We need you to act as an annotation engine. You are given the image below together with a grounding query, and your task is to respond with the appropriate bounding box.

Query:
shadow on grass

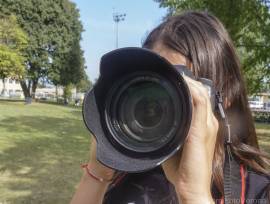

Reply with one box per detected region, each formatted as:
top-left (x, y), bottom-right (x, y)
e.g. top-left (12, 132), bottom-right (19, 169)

top-left (0, 115), bottom-right (90, 204)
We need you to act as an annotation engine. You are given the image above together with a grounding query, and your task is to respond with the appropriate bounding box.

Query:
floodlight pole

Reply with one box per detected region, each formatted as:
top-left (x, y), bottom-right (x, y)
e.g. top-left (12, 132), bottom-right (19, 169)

top-left (113, 13), bottom-right (126, 48)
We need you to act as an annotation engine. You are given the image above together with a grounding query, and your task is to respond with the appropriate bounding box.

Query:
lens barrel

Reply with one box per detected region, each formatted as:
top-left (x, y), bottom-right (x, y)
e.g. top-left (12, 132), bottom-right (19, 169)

top-left (82, 47), bottom-right (193, 172)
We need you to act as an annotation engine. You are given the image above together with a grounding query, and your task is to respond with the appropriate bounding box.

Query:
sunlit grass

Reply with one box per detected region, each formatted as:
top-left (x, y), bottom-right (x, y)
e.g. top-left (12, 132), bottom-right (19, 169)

top-left (0, 101), bottom-right (90, 204)
top-left (0, 101), bottom-right (269, 203)
top-left (256, 123), bottom-right (270, 153)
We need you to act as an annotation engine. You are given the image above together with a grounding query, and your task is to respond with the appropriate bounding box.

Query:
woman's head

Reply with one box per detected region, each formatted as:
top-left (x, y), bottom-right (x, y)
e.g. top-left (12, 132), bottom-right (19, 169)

top-left (143, 11), bottom-right (269, 194)
top-left (143, 11), bottom-right (243, 107)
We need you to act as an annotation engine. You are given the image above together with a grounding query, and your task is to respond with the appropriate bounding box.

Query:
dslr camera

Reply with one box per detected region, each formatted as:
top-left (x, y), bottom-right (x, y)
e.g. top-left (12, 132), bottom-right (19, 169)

top-left (82, 47), bottom-right (216, 172)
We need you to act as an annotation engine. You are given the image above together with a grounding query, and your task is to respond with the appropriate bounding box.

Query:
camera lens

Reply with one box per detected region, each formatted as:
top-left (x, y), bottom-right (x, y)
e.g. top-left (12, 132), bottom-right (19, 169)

top-left (118, 81), bottom-right (175, 144)
top-left (105, 72), bottom-right (182, 153)
top-left (83, 48), bottom-right (194, 172)
top-left (134, 96), bottom-right (163, 128)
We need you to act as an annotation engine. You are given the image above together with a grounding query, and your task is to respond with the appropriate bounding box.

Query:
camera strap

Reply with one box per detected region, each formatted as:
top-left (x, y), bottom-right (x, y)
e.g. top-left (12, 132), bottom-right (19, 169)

top-left (216, 92), bottom-right (244, 204)
top-left (216, 92), bottom-right (232, 203)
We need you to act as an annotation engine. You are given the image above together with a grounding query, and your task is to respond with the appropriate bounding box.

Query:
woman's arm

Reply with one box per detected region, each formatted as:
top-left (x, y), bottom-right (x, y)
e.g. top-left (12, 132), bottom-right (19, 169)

top-left (70, 172), bottom-right (110, 204)
top-left (70, 140), bottom-right (115, 204)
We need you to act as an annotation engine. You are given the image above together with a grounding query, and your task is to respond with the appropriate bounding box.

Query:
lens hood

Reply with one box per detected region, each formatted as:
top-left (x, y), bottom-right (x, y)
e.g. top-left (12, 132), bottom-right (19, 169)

top-left (82, 47), bottom-right (193, 172)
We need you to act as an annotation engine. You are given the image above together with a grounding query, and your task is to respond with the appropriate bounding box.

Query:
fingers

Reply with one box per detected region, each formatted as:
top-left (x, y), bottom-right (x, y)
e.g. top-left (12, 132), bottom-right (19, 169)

top-left (89, 138), bottom-right (97, 162)
top-left (182, 76), bottom-right (212, 135)
top-left (182, 76), bottom-right (218, 165)
top-left (183, 76), bottom-right (209, 107)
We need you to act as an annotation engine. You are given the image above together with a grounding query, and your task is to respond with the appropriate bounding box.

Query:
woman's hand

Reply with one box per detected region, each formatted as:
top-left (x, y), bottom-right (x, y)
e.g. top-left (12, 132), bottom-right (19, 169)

top-left (88, 139), bottom-right (116, 181)
top-left (162, 76), bottom-right (219, 204)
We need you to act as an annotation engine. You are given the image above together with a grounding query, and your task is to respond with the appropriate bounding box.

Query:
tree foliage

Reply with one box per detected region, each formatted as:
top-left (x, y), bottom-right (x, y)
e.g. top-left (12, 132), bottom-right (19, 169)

top-left (155, 0), bottom-right (270, 94)
top-left (0, 15), bottom-right (27, 81)
top-left (0, 0), bottom-right (86, 98)
top-left (76, 74), bottom-right (93, 93)
top-left (63, 83), bottom-right (73, 102)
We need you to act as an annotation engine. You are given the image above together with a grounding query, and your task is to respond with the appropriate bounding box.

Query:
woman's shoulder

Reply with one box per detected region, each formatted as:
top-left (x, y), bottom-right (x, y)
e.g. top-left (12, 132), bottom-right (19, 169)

top-left (229, 156), bottom-right (270, 202)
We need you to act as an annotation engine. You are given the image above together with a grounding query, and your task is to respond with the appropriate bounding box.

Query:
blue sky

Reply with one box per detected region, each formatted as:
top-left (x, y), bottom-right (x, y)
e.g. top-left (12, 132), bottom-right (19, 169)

top-left (72, 0), bottom-right (167, 81)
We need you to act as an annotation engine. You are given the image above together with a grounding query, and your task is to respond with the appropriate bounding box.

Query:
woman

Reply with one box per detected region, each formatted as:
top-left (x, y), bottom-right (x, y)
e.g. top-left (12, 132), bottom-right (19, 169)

top-left (70, 11), bottom-right (270, 204)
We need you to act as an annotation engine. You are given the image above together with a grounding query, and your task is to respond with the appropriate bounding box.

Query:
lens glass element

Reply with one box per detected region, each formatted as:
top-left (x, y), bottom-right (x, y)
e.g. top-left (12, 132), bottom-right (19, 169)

top-left (134, 96), bottom-right (163, 128)
top-left (105, 73), bottom-right (182, 152)
top-left (118, 81), bottom-right (176, 144)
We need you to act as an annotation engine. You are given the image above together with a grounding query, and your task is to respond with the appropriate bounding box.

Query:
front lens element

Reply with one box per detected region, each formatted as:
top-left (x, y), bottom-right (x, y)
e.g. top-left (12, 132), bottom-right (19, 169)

top-left (105, 73), bottom-right (182, 152)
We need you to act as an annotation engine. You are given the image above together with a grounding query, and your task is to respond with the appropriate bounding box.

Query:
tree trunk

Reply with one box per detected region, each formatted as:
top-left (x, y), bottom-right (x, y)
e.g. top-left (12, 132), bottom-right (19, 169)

top-left (31, 79), bottom-right (38, 99)
top-left (20, 80), bottom-right (31, 97)
top-left (1, 78), bottom-right (6, 95)
top-left (20, 80), bottom-right (31, 104)
top-left (55, 85), bottom-right (59, 102)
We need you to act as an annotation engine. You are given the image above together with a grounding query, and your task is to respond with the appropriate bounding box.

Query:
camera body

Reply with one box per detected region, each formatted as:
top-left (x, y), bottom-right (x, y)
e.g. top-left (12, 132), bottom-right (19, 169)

top-left (83, 47), bottom-right (216, 172)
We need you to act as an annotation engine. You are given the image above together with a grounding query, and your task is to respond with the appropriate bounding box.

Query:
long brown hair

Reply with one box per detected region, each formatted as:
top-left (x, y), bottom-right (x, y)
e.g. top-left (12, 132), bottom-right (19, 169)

top-left (142, 11), bottom-right (270, 195)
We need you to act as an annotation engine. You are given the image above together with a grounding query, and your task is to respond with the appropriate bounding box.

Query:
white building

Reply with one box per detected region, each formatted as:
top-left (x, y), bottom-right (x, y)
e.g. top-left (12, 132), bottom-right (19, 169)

top-left (248, 93), bottom-right (270, 110)
top-left (35, 86), bottom-right (81, 100)
top-left (0, 78), bottom-right (84, 100)
top-left (0, 78), bottom-right (23, 98)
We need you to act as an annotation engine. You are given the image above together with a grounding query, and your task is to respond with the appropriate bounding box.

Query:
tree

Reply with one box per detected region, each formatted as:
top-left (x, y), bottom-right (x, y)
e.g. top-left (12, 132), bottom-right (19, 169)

top-left (49, 38), bottom-right (87, 102)
top-left (76, 74), bottom-right (93, 93)
top-left (0, 0), bottom-right (85, 99)
top-left (51, 40), bottom-right (85, 87)
top-left (0, 15), bottom-right (27, 95)
top-left (63, 83), bottom-right (72, 103)
top-left (155, 0), bottom-right (270, 94)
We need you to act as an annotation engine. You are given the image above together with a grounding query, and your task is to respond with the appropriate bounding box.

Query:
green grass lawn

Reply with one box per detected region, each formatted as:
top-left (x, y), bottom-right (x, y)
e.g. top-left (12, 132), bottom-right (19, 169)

top-left (0, 101), bottom-right (90, 204)
top-left (0, 101), bottom-right (269, 204)
top-left (256, 123), bottom-right (270, 154)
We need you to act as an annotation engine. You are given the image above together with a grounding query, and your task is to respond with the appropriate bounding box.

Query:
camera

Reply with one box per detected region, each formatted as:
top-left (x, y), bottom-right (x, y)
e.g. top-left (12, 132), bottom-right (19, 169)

top-left (82, 47), bottom-right (216, 172)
